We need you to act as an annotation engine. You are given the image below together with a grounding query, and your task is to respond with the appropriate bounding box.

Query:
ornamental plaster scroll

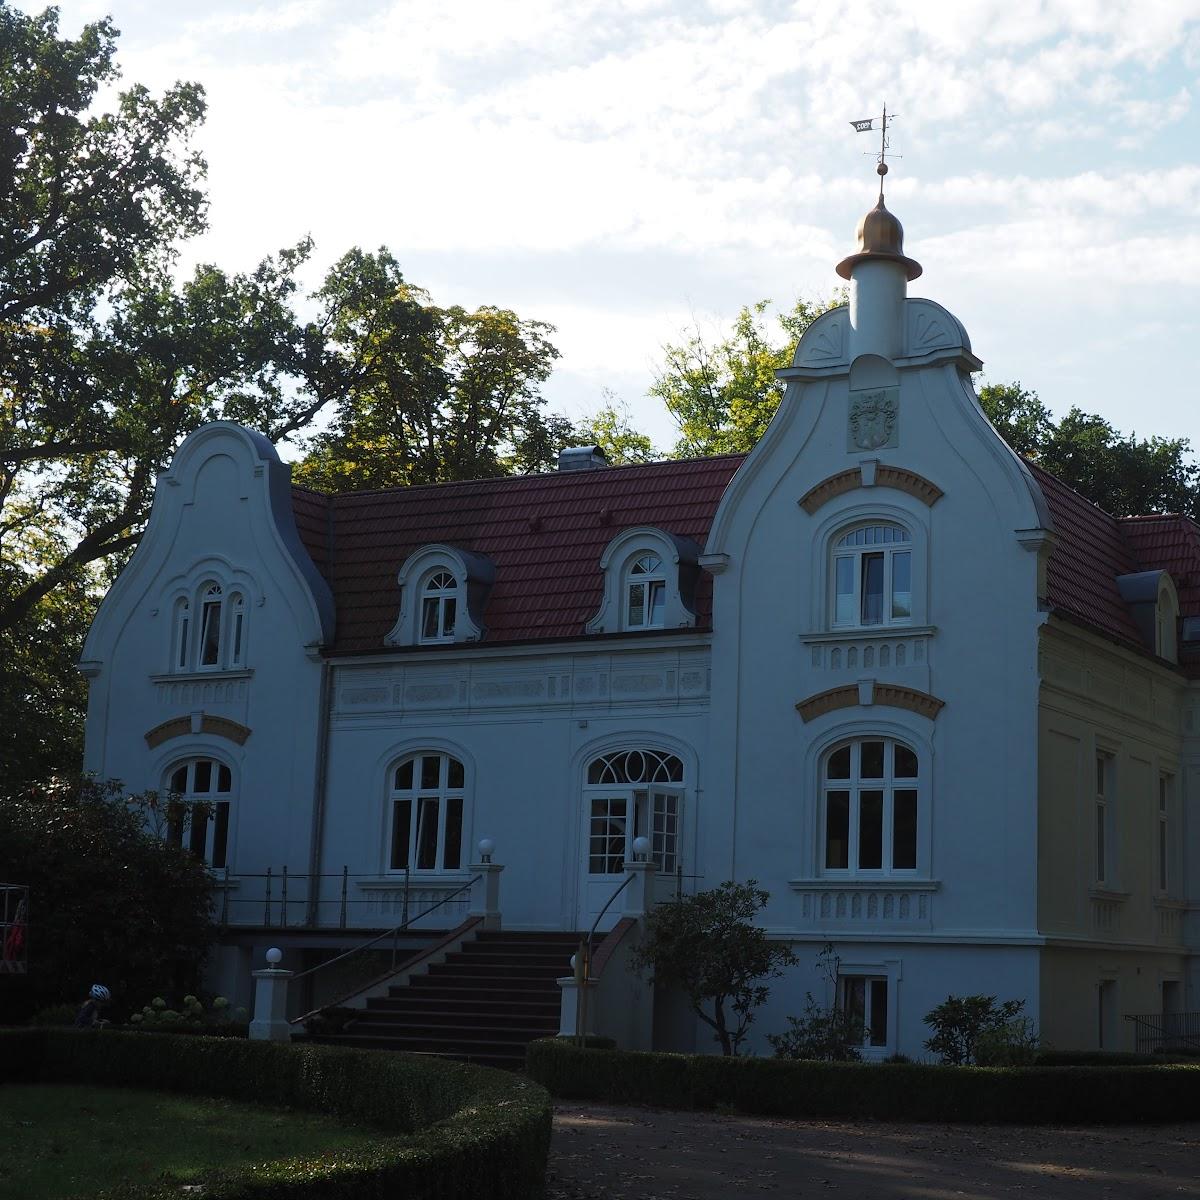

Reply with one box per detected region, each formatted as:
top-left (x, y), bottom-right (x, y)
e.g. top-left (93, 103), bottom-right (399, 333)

top-left (145, 714), bottom-right (252, 748)
top-left (386, 544), bottom-right (496, 647)
top-left (798, 464), bottom-right (944, 515)
top-left (585, 526), bottom-right (702, 635)
top-left (795, 683), bottom-right (945, 723)
top-left (791, 307), bottom-right (849, 367)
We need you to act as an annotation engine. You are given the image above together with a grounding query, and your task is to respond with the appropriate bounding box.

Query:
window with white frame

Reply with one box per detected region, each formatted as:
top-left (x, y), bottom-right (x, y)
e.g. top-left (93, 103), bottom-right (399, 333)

top-left (164, 758), bottom-right (233, 868)
top-left (585, 749), bottom-right (684, 874)
top-left (625, 554), bottom-right (666, 630)
top-left (831, 524), bottom-right (912, 629)
top-left (1095, 752), bottom-right (1113, 884)
top-left (198, 584), bottom-right (223, 667)
top-left (171, 581), bottom-right (249, 672)
top-left (420, 572), bottom-right (458, 643)
top-left (1158, 772), bottom-right (1172, 894)
top-left (388, 753), bottom-right (466, 872)
top-left (822, 739), bottom-right (918, 874)
top-left (840, 975), bottom-right (889, 1049)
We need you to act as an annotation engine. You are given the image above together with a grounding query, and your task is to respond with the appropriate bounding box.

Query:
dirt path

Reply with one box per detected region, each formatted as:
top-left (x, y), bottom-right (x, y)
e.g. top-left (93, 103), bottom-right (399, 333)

top-left (546, 1102), bottom-right (1200, 1198)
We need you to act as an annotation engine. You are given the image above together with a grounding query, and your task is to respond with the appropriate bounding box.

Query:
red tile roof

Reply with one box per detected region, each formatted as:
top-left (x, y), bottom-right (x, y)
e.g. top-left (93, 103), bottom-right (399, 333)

top-left (291, 455), bottom-right (1200, 668)
top-left (291, 456), bottom-right (743, 654)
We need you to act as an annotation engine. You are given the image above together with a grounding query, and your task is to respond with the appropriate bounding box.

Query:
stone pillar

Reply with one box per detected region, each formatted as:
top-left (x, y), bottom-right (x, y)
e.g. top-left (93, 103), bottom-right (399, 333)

top-left (468, 862), bottom-right (504, 930)
top-left (557, 976), bottom-right (599, 1037)
top-left (621, 860), bottom-right (656, 918)
top-left (249, 947), bottom-right (293, 1042)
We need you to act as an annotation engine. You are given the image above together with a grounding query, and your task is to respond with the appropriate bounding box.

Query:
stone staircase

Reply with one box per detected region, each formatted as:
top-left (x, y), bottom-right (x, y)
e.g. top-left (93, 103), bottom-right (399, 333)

top-left (313, 929), bottom-right (579, 1069)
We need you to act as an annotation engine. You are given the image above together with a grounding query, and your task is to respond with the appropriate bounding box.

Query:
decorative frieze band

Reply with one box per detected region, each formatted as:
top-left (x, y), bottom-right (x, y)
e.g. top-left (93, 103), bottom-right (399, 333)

top-left (145, 714), bottom-right (252, 748)
top-left (795, 683), bottom-right (945, 723)
top-left (798, 463), bottom-right (944, 514)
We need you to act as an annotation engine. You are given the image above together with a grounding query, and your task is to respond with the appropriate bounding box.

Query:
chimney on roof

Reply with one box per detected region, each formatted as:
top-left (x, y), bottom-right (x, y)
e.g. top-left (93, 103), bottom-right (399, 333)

top-left (557, 445), bottom-right (609, 472)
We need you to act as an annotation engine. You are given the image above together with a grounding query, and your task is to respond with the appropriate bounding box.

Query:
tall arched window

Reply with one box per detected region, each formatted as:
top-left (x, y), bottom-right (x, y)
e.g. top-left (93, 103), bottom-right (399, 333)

top-left (228, 592), bottom-right (246, 666)
top-left (165, 757), bottom-right (234, 868)
top-left (198, 584), bottom-right (223, 667)
top-left (626, 554), bottom-right (666, 629)
top-left (389, 753), bottom-right (466, 872)
top-left (174, 599), bottom-right (191, 669)
top-left (420, 572), bottom-right (458, 643)
top-left (831, 524), bottom-right (911, 629)
top-left (585, 749), bottom-right (684, 874)
top-left (822, 738), bottom-right (918, 874)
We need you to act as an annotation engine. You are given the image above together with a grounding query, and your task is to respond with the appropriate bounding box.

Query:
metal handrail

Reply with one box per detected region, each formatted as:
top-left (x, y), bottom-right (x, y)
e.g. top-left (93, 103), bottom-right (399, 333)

top-left (574, 869), bottom-right (642, 1046)
top-left (289, 874), bottom-right (482, 983)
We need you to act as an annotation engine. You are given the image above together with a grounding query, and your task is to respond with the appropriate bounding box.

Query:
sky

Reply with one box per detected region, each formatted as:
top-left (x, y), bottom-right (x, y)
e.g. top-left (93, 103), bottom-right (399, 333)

top-left (21, 0), bottom-right (1200, 452)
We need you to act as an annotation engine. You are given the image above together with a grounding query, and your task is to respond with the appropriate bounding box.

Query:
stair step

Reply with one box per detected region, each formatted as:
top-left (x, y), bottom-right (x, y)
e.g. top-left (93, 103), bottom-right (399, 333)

top-left (350, 1019), bottom-right (554, 1041)
top-left (403, 975), bottom-right (559, 993)
top-left (430, 961), bottom-right (564, 979)
top-left (451, 950), bottom-right (572, 967)
top-left (366, 1001), bottom-right (559, 1023)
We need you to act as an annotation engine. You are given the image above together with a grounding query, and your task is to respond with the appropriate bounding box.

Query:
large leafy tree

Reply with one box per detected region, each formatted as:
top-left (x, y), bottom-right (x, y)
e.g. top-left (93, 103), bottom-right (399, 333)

top-left (293, 248), bottom-right (563, 491)
top-left (0, 7), bottom-right (319, 645)
top-left (651, 296), bottom-right (845, 457)
top-left (0, 776), bottom-right (215, 1022)
top-left (979, 382), bottom-right (1200, 518)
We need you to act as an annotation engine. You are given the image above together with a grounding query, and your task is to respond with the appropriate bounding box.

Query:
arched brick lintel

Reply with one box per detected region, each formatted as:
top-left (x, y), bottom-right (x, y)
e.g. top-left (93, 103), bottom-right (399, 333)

top-left (144, 715), bottom-right (251, 749)
top-left (795, 683), bottom-right (945, 723)
top-left (799, 464), bottom-right (944, 515)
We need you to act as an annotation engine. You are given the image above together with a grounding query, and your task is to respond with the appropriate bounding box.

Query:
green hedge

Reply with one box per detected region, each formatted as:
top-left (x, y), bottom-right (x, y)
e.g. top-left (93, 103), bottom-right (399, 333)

top-left (1, 1029), bottom-right (551, 1198)
top-left (526, 1037), bottom-right (1200, 1125)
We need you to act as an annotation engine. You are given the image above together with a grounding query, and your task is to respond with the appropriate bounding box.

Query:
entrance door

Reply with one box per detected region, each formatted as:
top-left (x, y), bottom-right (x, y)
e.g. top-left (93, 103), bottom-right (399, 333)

top-left (578, 784), bottom-right (685, 932)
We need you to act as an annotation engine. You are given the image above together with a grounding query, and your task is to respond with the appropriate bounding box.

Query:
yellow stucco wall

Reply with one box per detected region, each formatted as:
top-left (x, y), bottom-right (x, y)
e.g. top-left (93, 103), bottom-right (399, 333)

top-left (1037, 618), bottom-right (1187, 1047)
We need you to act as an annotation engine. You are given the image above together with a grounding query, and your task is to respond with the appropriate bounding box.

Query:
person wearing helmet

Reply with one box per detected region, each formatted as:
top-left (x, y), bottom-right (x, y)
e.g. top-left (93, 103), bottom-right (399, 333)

top-left (74, 984), bottom-right (111, 1029)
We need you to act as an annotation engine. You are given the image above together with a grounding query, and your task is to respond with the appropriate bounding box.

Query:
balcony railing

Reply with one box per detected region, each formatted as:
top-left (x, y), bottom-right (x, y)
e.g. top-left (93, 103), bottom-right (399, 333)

top-left (1126, 1011), bottom-right (1200, 1055)
top-left (214, 867), bottom-right (472, 930)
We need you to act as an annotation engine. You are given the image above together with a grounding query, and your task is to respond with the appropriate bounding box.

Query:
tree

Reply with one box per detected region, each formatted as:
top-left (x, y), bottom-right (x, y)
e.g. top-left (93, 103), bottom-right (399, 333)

top-left (292, 248), bottom-right (563, 491)
top-left (0, 776), bottom-right (215, 1022)
top-left (923, 994), bottom-right (1027, 1066)
top-left (630, 880), bottom-right (796, 1056)
top-left (572, 393), bottom-right (661, 465)
top-left (767, 943), bottom-right (864, 1062)
top-left (0, 8), bottom-right (323, 643)
top-left (979, 382), bottom-right (1200, 518)
top-left (650, 295), bottom-right (845, 457)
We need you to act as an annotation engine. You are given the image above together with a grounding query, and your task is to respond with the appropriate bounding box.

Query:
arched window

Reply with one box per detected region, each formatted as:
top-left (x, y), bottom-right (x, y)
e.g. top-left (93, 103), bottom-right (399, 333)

top-left (198, 584), bottom-right (223, 667)
top-left (165, 757), bottom-right (234, 868)
top-left (388, 753), bottom-right (466, 872)
top-left (174, 598), bottom-right (191, 669)
top-left (420, 572), bottom-right (458, 643)
top-left (831, 524), bottom-right (911, 629)
top-left (822, 738), bottom-right (918, 874)
top-left (625, 554), bottom-right (666, 629)
top-left (585, 749), bottom-right (684, 874)
top-left (228, 592), bottom-right (246, 666)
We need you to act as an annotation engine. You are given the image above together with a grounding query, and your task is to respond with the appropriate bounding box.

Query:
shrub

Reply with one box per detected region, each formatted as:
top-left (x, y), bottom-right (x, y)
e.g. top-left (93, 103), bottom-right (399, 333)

top-left (129, 993), bottom-right (248, 1036)
top-left (29, 1003), bottom-right (78, 1027)
top-left (2, 1028), bottom-right (551, 1198)
top-left (923, 995), bottom-right (1028, 1065)
top-left (768, 944), bottom-right (864, 1062)
top-left (629, 880), bottom-right (796, 1056)
top-left (975, 1017), bottom-right (1039, 1067)
top-left (525, 1037), bottom-right (1200, 1125)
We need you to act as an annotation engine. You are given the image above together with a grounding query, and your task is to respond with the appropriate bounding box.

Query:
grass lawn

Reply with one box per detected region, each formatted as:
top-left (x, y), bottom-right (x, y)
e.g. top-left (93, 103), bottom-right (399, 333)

top-left (0, 1082), bottom-right (384, 1199)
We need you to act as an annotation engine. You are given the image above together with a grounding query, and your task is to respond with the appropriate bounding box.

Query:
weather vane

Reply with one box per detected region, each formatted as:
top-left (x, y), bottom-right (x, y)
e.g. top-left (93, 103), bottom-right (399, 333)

top-left (849, 104), bottom-right (898, 197)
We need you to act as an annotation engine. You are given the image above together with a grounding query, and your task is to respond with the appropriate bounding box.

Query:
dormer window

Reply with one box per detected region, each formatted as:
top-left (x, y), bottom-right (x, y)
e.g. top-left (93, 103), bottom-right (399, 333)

top-left (421, 571), bottom-right (458, 642)
top-left (832, 524), bottom-right (911, 629)
top-left (199, 584), bottom-right (223, 667)
top-left (386, 546), bottom-right (494, 648)
top-left (626, 554), bottom-right (666, 629)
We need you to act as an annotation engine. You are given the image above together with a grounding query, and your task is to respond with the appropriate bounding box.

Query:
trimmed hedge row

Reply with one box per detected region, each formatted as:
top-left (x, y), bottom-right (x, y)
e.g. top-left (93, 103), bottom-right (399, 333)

top-left (526, 1037), bottom-right (1200, 1125)
top-left (2, 1029), bottom-right (551, 1198)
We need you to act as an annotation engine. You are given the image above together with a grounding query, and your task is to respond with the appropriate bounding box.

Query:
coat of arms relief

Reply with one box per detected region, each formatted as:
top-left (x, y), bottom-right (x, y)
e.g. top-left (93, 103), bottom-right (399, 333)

top-left (848, 387), bottom-right (899, 451)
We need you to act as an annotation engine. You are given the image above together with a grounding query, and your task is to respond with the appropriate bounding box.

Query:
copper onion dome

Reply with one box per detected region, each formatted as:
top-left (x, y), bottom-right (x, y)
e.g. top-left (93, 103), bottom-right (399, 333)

top-left (836, 194), bottom-right (922, 281)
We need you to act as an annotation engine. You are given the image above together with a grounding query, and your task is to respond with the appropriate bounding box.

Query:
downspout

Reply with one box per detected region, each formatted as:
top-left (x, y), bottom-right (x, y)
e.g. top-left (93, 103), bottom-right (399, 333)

top-left (305, 658), bottom-right (333, 926)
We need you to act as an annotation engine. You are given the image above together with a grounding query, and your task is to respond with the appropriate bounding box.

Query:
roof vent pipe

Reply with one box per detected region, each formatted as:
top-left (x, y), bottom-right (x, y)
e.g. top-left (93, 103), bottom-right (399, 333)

top-left (557, 445), bottom-right (609, 472)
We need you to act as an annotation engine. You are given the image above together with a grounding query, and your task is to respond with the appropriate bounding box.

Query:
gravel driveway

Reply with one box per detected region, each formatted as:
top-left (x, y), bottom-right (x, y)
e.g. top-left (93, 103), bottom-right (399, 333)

top-left (546, 1102), bottom-right (1199, 1198)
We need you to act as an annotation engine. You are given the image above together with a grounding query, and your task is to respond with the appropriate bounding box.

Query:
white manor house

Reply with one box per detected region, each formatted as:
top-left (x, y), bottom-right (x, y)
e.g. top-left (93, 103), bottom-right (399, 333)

top-left (81, 189), bottom-right (1200, 1062)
